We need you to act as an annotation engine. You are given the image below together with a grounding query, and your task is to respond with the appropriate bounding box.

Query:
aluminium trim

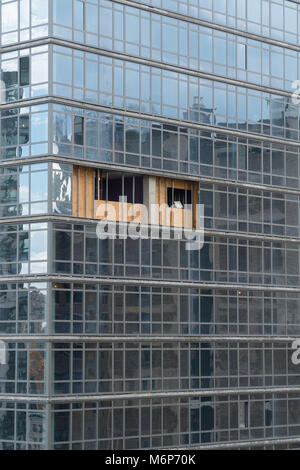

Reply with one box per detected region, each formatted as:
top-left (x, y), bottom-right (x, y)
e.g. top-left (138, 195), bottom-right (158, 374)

top-left (0, 335), bottom-right (298, 343)
top-left (1, 385), bottom-right (300, 403)
top-left (173, 436), bottom-right (300, 450)
top-left (0, 274), bottom-right (299, 293)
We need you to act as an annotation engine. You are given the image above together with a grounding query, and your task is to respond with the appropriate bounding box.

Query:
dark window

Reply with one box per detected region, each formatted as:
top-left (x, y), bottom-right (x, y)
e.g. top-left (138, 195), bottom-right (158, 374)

top-left (20, 115), bottom-right (29, 144)
top-left (265, 401), bottom-right (273, 426)
top-left (19, 57), bottom-right (30, 87)
top-left (167, 187), bottom-right (191, 208)
top-left (95, 173), bottom-right (143, 204)
top-left (74, 116), bottom-right (84, 145)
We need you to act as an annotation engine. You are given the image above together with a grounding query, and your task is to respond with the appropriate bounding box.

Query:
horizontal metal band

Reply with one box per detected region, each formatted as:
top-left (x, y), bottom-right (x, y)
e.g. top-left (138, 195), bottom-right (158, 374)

top-left (0, 274), bottom-right (298, 293)
top-left (175, 436), bottom-right (300, 450)
top-left (1, 385), bottom-right (300, 403)
top-left (0, 335), bottom-right (298, 343)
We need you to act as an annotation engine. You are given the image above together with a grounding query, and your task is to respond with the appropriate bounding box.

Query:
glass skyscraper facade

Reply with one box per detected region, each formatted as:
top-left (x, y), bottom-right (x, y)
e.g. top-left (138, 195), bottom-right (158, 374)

top-left (1, 0), bottom-right (300, 450)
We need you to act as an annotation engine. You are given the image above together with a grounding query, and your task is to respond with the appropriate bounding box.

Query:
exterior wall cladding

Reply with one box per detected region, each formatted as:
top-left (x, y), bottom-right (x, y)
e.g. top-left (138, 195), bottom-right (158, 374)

top-left (3, 0), bottom-right (300, 451)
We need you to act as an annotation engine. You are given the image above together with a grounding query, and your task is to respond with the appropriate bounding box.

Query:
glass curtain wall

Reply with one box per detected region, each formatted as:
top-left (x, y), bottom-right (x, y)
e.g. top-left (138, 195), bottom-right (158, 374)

top-left (0, 0), bottom-right (300, 450)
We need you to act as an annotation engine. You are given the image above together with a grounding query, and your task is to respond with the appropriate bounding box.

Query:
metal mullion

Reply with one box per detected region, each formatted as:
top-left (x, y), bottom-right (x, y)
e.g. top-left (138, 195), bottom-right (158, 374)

top-left (48, 162), bottom-right (52, 218)
top-left (123, 334), bottom-right (126, 395)
top-left (47, 218), bottom-right (52, 277)
top-left (48, 44), bottom-right (54, 100)
top-left (48, 0), bottom-right (53, 39)
top-left (138, 383), bottom-right (141, 449)
top-left (84, 164), bottom-right (87, 218)
top-left (45, 338), bottom-right (52, 448)
top-left (76, 166), bottom-right (79, 219)
top-left (70, 342), bottom-right (73, 396)
top-left (122, 286), bottom-right (125, 335)
top-left (70, 283), bottom-right (74, 336)
top-left (83, 338), bottom-right (87, 396)
top-left (28, 166), bottom-right (32, 216)
top-left (14, 399), bottom-right (17, 449)
top-left (69, 397), bottom-right (73, 450)
top-left (92, 168), bottom-right (95, 217)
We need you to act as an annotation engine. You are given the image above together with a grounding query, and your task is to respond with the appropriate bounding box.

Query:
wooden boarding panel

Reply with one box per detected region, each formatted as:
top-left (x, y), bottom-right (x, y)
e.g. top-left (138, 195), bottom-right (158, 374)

top-left (79, 167), bottom-right (86, 217)
top-left (73, 166), bottom-right (79, 217)
top-left (86, 168), bottom-right (94, 219)
top-left (73, 168), bottom-right (198, 228)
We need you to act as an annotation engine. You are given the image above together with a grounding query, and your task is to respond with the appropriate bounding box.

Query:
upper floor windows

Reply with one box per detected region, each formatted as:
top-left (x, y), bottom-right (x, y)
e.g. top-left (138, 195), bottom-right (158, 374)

top-left (52, 2), bottom-right (300, 94)
top-left (3, 102), bottom-right (300, 192)
top-left (19, 56), bottom-right (30, 87)
top-left (51, 103), bottom-right (300, 189)
top-left (0, 46), bottom-right (48, 104)
top-left (1, 0), bottom-right (48, 46)
top-left (134, 0), bottom-right (300, 46)
top-left (167, 187), bottom-right (192, 209)
top-left (0, 162), bottom-right (72, 218)
top-left (74, 116), bottom-right (84, 146)
top-left (53, 0), bottom-right (97, 43)
top-left (0, 104), bottom-right (48, 160)
top-left (1, 0), bottom-right (300, 52)
top-left (52, 48), bottom-right (300, 143)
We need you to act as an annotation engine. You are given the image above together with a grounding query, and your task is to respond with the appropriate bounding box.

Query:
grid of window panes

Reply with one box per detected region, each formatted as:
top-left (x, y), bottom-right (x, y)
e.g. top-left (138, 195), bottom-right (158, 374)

top-left (0, 0), bottom-right (48, 46)
top-left (1, 0), bottom-right (300, 452)
top-left (52, 105), bottom-right (300, 190)
top-left (132, 0), bottom-right (300, 45)
top-left (0, 163), bottom-right (48, 217)
top-left (0, 401), bottom-right (47, 450)
top-left (52, 393), bottom-right (300, 449)
top-left (1, 225), bottom-right (299, 325)
top-left (0, 104), bottom-right (48, 160)
top-left (3, 102), bottom-right (300, 192)
top-left (0, 342), bottom-right (46, 395)
top-left (201, 183), bottom-right (300, 237)
top-left (52, 340), bottom-right (300, 396)
top-left (0, 282), bottom-right (47, 334)
top-left (0, 222), bottom-right (48, 275)
top-left (226, 443), bottom-right (300, 450)
top-left (3, 0), bottom-right (299, 54)
top-left (2, 102), bottom-right (300, 190)
top-left (52, 283), bottom-right (300, 336)
top-left (52, 221), bottom-right (300, 287)
top-left (0, 45), bottom-right (48, 104)
top-left (52, 45), bottom-right (300, 142)
top-left (53, 0), bottom-right (300, 93)
top-left (51, 163), bottom-right (73, 215)
top-left (0, 162), bottom-right (72, 218)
